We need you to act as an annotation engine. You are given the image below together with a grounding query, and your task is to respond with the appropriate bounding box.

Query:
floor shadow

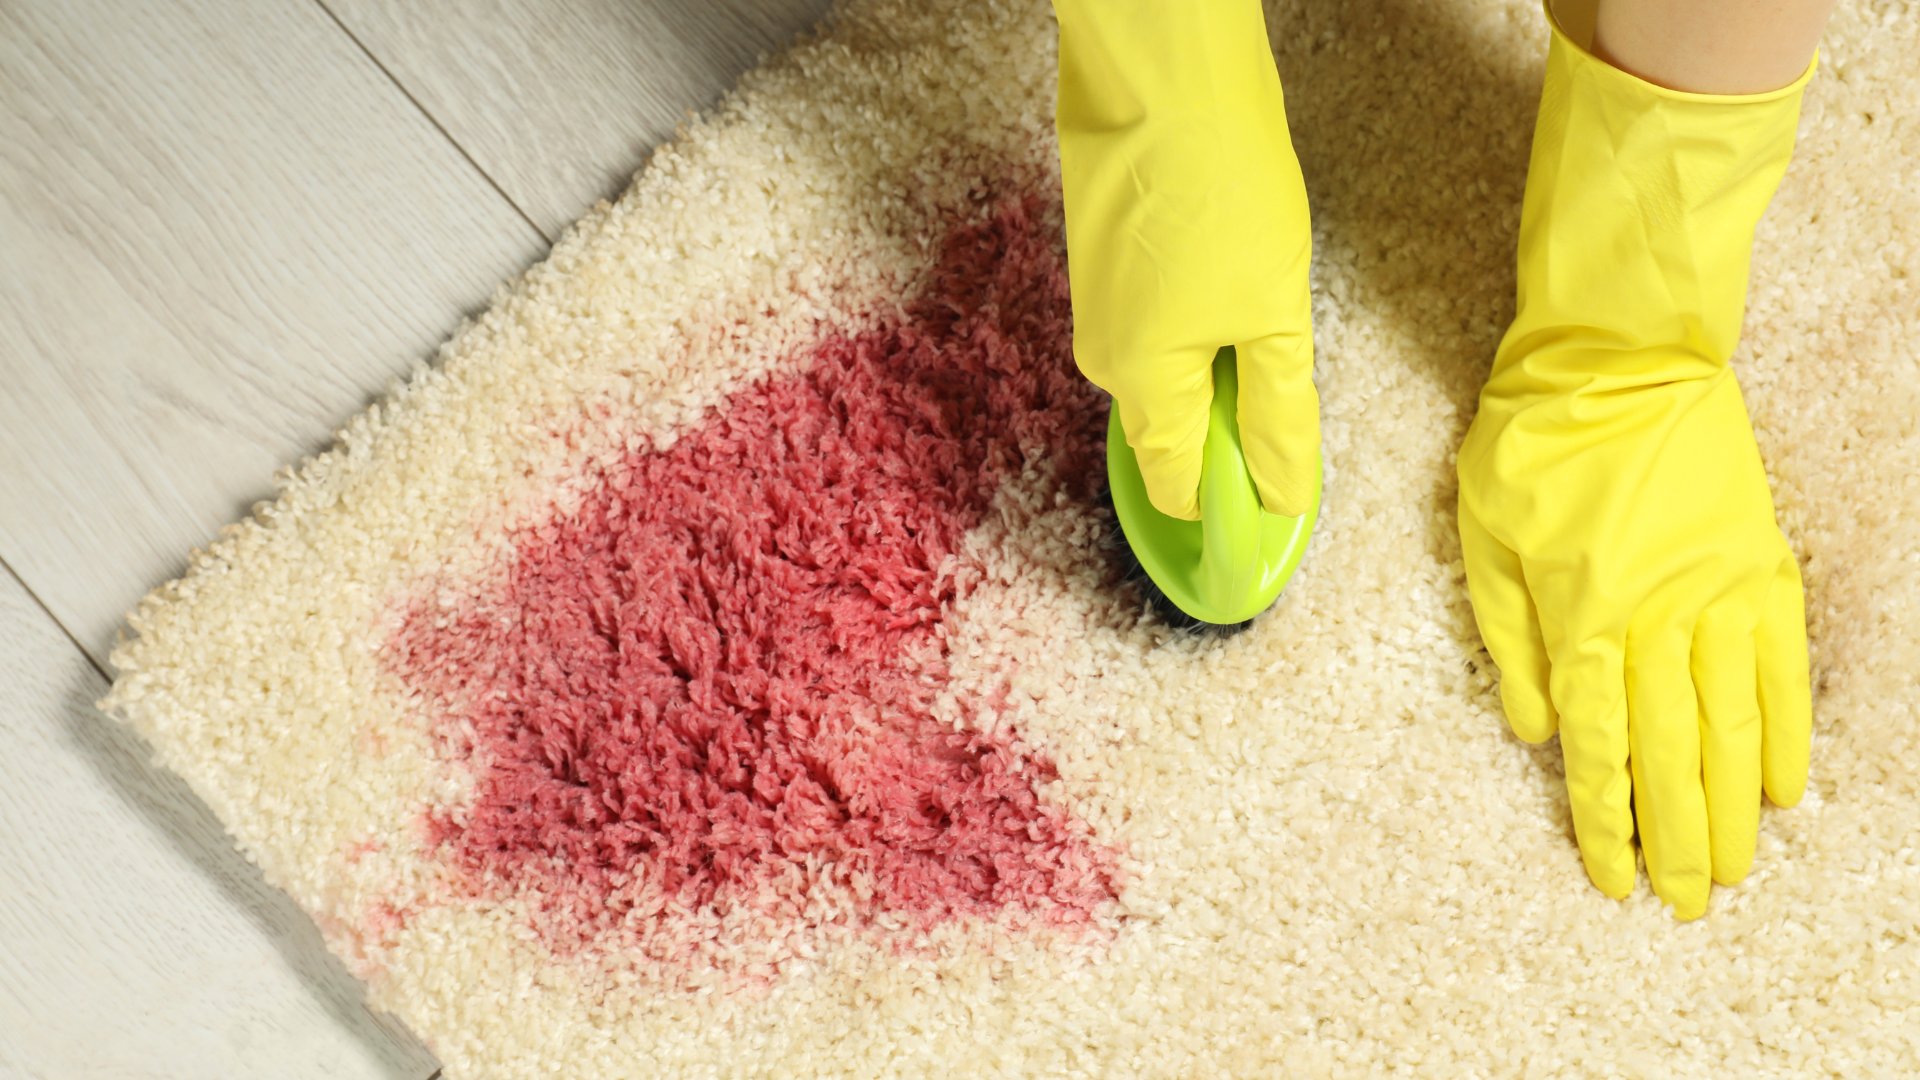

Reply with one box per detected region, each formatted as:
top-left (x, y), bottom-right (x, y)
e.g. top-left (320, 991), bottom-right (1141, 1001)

top-left (1273, 0), bottom-right (1543, 394)
top-left (61, 668), bottom-right (439, 1080)
top-left (1266, 0), bottom-right (1547, 574)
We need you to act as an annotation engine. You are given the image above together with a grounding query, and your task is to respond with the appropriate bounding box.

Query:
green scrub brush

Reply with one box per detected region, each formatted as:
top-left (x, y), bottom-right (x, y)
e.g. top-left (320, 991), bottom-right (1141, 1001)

top-left (1106, 346), bottom-right (1320, 631)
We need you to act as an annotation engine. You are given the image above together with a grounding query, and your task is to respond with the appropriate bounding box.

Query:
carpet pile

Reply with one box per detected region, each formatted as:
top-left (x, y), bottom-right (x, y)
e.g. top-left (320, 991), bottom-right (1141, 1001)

top-left (105, 0), bottom-right (1919, 1075)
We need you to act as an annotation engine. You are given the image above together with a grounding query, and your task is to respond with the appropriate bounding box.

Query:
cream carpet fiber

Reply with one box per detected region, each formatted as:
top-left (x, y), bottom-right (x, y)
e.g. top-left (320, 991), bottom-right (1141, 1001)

top-left (104, 0), bottom-right (1919, 1075)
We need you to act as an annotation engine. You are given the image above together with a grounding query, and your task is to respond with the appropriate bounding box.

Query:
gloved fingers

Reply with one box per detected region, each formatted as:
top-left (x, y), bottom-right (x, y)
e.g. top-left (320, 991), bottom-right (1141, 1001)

top-left (1102, 342), bottom-right (1220, 521)
top-left (1234, 331), bottom-right (1320, 519)
top-left (1755, 553), bottom-right (1812, 808)
top-left (1457, 505), bottom-right (1557, 743)
top-left (1693, 600), bottom-right (1762, 887)
top-left (1552, 638), bottom-right (1636, 900)
top-left (1543, 634), bottom-right (1635, 895)
top-left (1624, 618), bottom-right (1711, 919)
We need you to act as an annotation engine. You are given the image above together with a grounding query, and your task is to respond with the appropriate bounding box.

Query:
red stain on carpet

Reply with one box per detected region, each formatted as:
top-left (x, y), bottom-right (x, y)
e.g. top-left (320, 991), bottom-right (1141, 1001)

top-left (388, 198), bottom-right (1119, 954)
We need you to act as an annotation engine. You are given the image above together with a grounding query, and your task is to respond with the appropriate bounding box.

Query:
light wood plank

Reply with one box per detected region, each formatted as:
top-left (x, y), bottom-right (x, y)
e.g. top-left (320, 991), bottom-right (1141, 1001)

top-left (0, 563), bottom-right (441, 1078)
top-left (0, 0), bottom-right (549, 665)
top-left (324, 0), bottom-right (836, 239)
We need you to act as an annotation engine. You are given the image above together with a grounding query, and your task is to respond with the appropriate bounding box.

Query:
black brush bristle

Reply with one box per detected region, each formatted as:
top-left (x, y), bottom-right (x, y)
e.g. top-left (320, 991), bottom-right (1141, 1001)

top-left (1093, 482), bottom-right (1254, 637)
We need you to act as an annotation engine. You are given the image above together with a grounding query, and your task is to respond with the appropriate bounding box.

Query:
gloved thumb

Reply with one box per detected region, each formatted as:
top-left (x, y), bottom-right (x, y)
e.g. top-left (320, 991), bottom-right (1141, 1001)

top-left (1235, 330), bottom-right (1319, 518)
top-left (1457, 503), bottom-right (1559, 744)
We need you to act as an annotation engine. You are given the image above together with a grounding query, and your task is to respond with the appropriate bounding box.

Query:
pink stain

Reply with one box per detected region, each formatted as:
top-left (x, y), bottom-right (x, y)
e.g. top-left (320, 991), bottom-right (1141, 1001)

top-left (387, 198), bottom-right (1121, 958)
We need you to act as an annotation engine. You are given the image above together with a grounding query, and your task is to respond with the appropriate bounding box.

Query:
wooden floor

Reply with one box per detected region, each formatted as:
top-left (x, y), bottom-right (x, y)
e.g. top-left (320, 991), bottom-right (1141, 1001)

top-left (0, 0), bottom-right (832, 1074)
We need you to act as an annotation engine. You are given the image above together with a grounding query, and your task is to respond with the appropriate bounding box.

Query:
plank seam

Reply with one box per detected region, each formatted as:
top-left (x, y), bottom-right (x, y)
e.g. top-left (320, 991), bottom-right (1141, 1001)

top-left (307, 0), bottom-right (555, 245)
top-left (1, 553), bottom-right (112, 684)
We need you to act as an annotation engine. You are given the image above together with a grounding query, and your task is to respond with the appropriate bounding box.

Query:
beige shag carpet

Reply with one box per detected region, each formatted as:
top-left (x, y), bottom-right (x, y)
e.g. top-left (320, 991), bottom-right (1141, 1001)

top-left (103, 0), bottom-right (1919, 1075)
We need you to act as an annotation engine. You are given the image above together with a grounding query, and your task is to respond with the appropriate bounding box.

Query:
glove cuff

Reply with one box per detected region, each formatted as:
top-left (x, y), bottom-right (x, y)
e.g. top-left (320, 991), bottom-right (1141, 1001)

top-left (1486, 3), bottom-right (1814, 397)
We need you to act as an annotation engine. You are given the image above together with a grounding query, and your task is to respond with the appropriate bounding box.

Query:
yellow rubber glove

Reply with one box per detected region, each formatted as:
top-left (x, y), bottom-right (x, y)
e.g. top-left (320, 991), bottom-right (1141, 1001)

top-left (1457, 10), bottom-right (1815, 919)
top-left (1053, 0), bottom-right (1317, 520)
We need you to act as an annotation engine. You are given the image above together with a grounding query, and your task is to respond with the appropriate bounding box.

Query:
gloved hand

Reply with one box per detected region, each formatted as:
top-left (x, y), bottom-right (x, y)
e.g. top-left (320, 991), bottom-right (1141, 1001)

top-left (1458, 11), bottom-right (1815, 918)
top-left (1053, 0), bottom-right (1317, 520)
